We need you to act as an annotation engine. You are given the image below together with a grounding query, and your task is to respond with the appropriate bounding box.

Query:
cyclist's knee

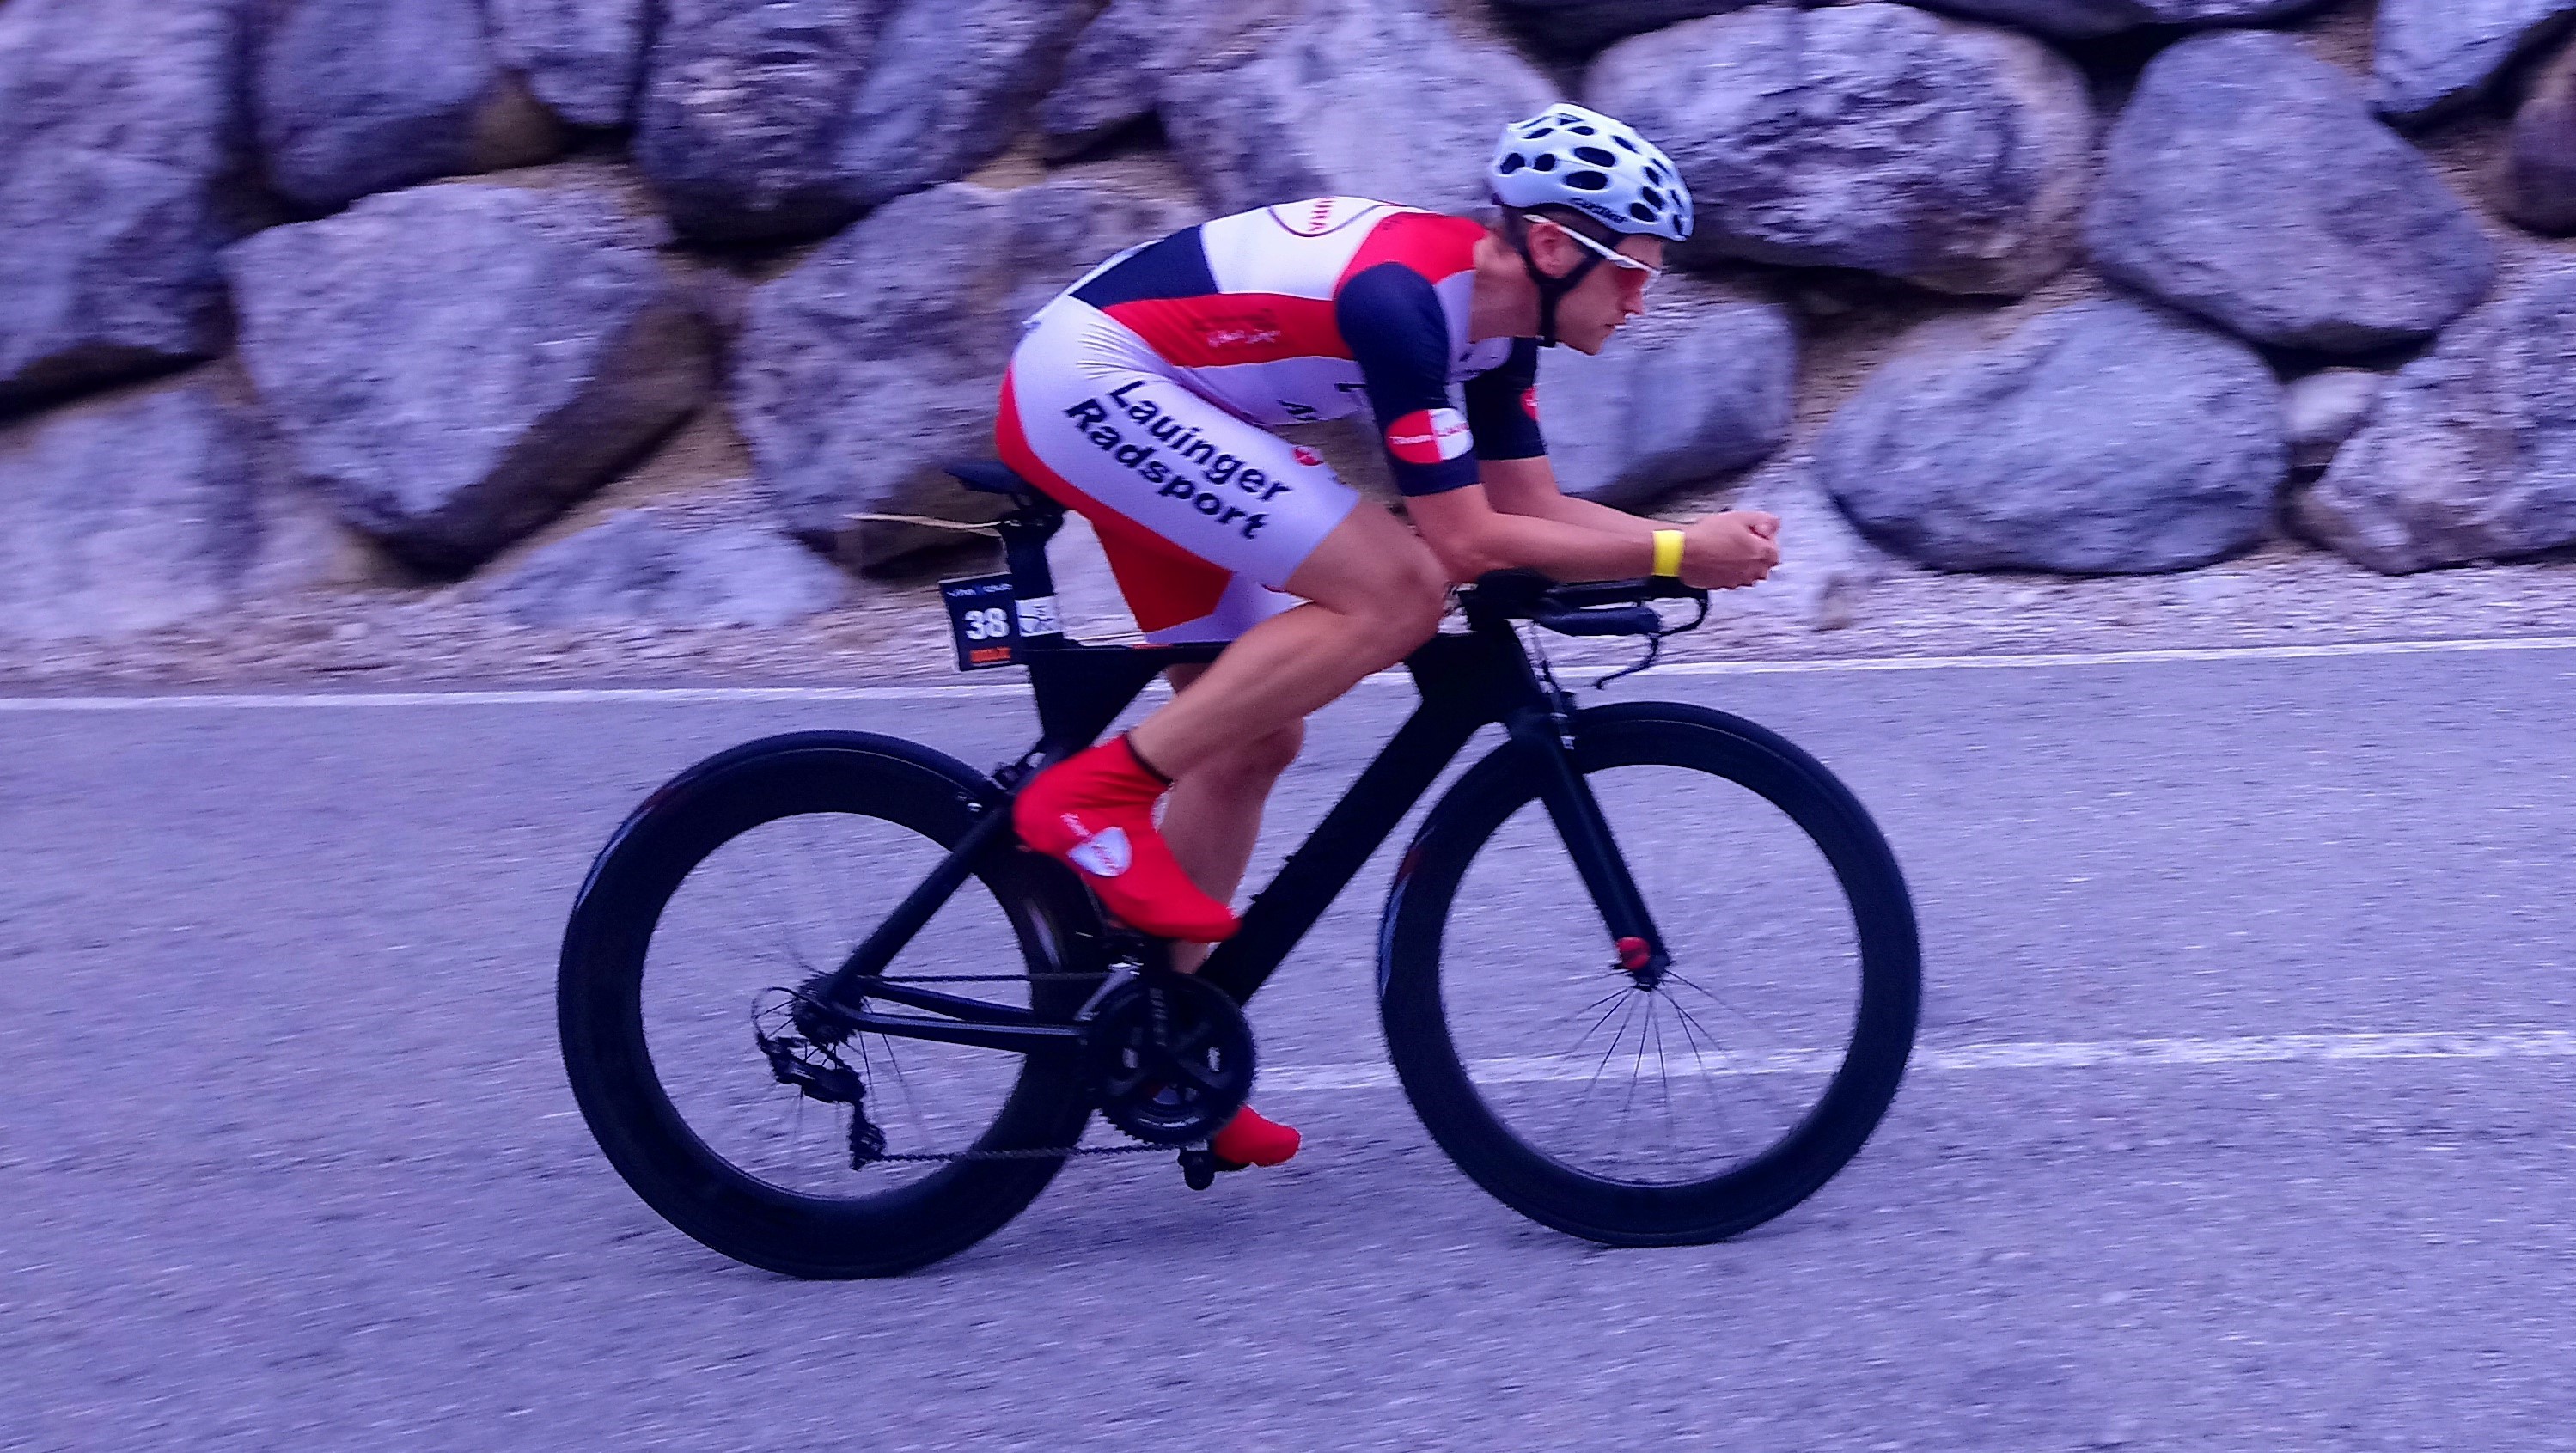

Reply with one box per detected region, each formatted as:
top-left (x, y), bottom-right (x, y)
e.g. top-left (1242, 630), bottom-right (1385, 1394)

top-left (1293, 511), bottom-right (1449, 650)
top-left (1377, 548), bottom-right (1450, 647)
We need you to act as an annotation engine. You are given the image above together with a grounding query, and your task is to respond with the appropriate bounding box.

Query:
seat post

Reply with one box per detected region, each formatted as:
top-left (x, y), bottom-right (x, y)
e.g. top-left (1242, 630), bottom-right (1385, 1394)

top-left (993, 509), bottom-right (1065, 647)
top-left (946, 459), bottom-right (1071, 650)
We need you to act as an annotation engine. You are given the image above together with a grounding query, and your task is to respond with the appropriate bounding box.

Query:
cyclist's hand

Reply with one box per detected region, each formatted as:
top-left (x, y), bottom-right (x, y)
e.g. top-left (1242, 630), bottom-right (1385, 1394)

top-left (1680, 512), bottom-right (1780, 589)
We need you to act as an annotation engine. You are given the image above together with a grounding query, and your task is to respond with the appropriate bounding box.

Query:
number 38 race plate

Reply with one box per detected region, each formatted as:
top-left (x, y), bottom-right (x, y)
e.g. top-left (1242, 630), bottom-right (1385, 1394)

top-left (938, 574), bottom-right (1062, 671)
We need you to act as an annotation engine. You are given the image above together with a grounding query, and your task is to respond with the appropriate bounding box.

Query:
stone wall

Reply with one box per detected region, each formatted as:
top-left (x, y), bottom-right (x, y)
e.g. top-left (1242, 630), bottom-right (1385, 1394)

top-left (4, 0), bottom-right (2574, 646)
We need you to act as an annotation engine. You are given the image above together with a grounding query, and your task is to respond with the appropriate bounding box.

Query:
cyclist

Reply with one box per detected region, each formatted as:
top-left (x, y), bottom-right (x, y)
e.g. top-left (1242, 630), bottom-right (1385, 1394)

top-left (997, 105), bottom-right (1781, 1171)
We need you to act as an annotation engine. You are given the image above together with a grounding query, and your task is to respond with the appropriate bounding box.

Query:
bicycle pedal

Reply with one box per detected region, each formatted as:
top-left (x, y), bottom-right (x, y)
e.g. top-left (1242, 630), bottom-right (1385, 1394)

top-left (1177, 1146), bottom-right (1242, 1191)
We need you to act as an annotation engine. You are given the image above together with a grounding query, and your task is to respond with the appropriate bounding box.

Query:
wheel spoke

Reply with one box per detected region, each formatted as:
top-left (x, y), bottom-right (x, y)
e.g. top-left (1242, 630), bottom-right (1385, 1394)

top-left (1385, 726), bottom-right (1914, 1219)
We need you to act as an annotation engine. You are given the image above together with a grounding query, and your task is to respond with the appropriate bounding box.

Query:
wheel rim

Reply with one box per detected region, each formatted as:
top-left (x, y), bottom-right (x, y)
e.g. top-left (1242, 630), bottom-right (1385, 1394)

top-left (638, 807), bottom-right (1053, 1199)
top-left (1432, 758), bottom-right (1868, 1189)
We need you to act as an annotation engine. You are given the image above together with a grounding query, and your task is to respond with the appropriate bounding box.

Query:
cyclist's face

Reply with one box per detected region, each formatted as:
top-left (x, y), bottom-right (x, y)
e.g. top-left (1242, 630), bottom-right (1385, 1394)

top-left (1554, 233), bottom-right (1665, 357)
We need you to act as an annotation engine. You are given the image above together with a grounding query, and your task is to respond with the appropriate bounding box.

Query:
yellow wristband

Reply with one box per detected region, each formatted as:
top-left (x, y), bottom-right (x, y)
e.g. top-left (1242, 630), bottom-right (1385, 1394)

top-left (1651, 529), bottom-right (1685, 580)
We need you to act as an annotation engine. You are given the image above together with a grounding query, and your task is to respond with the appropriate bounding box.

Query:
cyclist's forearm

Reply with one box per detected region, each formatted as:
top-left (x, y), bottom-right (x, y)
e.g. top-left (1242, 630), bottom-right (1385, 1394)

top-left (1450, 509), bottom-right (1662, 583)
top-left (1508, 489), bottom-right (1658, 538)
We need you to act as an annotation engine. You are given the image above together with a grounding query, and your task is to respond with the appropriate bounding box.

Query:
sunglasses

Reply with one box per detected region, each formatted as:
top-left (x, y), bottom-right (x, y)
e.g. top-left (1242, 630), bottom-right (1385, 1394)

top-left (1523, 215), bottom-right (1662, 293)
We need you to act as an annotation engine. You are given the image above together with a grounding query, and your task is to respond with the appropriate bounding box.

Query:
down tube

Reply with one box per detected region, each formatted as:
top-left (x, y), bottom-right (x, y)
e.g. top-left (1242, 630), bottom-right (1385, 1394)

top-left (1199, 698), bottom-right (1490, 1007)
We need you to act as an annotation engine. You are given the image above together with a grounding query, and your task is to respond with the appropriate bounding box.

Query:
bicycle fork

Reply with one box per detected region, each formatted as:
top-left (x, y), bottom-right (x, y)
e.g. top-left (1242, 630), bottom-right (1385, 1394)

top-left (1506, 706), bottom-right (1672, 989)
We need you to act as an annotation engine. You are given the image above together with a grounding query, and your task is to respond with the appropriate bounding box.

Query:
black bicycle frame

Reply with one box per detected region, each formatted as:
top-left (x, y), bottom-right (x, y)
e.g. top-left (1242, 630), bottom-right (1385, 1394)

top-left (810, 623), bottom-right (1669, 1057)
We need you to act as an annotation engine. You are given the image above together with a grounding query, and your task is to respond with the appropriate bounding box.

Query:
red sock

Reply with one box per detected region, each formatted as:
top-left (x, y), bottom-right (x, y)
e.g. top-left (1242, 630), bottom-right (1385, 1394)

top-left (1012, 736), bottom-right (1239, 943)
top-left (1211, 1105), bottom-right (1301, 1168)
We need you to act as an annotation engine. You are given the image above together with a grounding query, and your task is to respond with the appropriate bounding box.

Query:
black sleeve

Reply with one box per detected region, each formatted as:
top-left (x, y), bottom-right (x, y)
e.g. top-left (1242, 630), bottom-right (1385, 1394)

top-left (1462, 338), bottom-right (1545, 461)
top-left (1335, 261), bottom-right (1481, 497)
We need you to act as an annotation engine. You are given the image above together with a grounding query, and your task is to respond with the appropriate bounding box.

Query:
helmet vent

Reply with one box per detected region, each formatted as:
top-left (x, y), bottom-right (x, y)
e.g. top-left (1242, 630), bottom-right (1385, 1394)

top-left (1487, 101), bottom-right (1692, 243)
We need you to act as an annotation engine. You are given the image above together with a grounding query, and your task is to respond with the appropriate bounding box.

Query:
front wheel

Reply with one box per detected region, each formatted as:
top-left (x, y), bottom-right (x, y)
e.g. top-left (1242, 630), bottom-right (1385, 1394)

top-left (1377, 702), bottom-right (1920, 1247)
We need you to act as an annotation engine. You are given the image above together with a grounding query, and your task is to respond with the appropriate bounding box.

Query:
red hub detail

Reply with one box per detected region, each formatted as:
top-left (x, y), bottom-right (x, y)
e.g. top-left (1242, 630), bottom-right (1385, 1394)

top-left (1616, 936), bottom-right (1652, 972)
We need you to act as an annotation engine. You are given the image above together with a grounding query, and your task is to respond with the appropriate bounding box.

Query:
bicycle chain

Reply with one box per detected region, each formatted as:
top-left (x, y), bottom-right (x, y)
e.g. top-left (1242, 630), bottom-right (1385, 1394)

top-left (866, 1141), bottom-right (1167, 1164)
top-left (785, 971), bottom-right (1188, 1164)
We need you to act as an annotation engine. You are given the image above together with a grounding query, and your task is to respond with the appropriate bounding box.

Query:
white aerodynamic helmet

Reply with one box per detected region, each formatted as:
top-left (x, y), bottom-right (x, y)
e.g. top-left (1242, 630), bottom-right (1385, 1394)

top-left (1488, 103), bottom-right (1692, 243)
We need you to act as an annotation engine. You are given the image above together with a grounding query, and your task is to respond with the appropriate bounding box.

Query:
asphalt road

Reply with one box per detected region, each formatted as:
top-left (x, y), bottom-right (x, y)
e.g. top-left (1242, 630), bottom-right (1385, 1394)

top-left (6, 643), bottom-right (2574, 1451)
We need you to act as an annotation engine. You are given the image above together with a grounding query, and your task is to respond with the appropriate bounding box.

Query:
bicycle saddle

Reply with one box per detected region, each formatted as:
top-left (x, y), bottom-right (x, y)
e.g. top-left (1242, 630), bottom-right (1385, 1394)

top-left (943, 460), bottom-right (1038, 498)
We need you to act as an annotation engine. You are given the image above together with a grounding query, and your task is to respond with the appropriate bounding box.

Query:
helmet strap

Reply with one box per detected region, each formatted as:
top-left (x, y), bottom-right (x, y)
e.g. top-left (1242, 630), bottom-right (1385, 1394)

top-left (1518, 234), bottom-right (1604, 349)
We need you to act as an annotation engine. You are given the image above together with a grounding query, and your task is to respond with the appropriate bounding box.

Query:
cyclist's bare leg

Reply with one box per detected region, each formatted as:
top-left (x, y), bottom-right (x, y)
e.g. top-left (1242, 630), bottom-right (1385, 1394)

top-left (1157, 662), bottom-right (1304, 973)
top-left (1126, 504), bottom-right (1447, 780)
top-left (1093, 512), bottom-right (1438, 1169)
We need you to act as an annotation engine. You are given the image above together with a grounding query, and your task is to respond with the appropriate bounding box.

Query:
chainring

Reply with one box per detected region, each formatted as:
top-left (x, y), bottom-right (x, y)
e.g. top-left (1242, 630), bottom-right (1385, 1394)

top-left (1082, 973), bottom-right (1255, 1145)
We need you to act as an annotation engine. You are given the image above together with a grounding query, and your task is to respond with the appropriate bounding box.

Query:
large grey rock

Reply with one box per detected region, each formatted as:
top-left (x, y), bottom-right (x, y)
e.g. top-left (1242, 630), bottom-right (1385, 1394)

top-left (839, 0), bottom-right (1095, 210)
top-left (2285, 369), bottom-right (2386, 475)
top-left (1039, 0), bottom-right (1169, 161)
top-left (1817, 298), bottom-right (2288, 575)
top-left (2293, 264), bottom-right (2576, 574)
top-left (638, 0), bottom-right (1093, 241)
top-left (1159, 0), bottom-right (1558, 216)
top-left (0, 0), bottom-right (253, 407)
top-left (1487, 0), bottom-right (1757, 54)
top-left (475, 496), bottom-right (850, 628)
top-left (225, 184), bottom-right (715, 574)
top-left (1903, 0), bottom-right (2330, 39)
top-left (0, 378), bottom-right (257, 640)
top-left (637, 0), bottom-right (886, 241)
top-left (1589, 3), bottom-right (2094, 296)
top-left (488, 0), bottom-right (649, 129)
top-left (257, 0), bottom-right (563, 211)
top-left (2375, 0), bottom-right (2576, 123)
top-left (2089, 32), bottom-right (2494, 355)
top-left (2504, 40), bottom-right (2576, 234)
top-left (1540, 283), bottom-right (1797, 508)
top-left (736, 179), bottom-right (1197, 565)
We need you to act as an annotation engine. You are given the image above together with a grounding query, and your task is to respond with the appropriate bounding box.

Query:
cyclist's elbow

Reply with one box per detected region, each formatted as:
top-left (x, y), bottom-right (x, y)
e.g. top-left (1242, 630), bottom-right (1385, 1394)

top-left (1421, 528), bottom-right (1513, 585)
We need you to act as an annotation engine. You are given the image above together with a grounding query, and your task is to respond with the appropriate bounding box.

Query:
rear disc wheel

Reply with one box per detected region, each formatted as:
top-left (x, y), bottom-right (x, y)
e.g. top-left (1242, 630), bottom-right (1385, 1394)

top-left (559, 736), bottom-right (1098, 1279)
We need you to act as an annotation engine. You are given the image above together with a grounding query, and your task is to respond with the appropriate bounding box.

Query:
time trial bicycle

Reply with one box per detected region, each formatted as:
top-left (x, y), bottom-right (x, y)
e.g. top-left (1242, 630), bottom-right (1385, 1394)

top-left (559, 461), bottom-right (1921, 1278)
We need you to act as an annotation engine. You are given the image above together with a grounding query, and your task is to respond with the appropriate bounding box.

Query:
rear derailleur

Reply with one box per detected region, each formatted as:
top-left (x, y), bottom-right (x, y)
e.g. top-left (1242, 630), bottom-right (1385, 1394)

top-left (757, 989), bottom-right (886, 1169)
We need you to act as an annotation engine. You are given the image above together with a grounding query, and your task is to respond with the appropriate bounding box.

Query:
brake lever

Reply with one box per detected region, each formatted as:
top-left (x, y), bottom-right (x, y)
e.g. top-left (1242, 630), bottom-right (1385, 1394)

top-left (1590, 593), bottom-right (1708, 691)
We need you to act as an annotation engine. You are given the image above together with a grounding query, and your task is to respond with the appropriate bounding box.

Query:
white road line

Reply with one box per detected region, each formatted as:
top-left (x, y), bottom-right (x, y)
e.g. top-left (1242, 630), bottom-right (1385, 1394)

top-left (1649, 635), bottom-right (2576, 678)
top-left (1261, 1029), bottom-right (2576, 1093)
top-left (0, 683), bottom-right (1035, 711)
top-left (3, 634), bottom-right (2574, 712)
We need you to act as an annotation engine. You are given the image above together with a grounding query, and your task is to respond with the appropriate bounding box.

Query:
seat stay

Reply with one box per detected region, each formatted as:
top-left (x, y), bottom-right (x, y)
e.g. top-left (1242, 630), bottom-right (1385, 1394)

top-left (820, 799), bottom-right (1019, 995)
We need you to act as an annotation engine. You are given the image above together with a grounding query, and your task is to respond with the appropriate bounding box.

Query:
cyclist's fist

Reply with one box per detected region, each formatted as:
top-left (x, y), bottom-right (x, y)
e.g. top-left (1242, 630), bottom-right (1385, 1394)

top-left (1680, 512), bottom-right (1780, 589)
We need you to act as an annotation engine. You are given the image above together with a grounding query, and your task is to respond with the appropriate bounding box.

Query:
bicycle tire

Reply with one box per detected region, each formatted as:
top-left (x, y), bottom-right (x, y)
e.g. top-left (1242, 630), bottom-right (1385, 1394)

top-left (1377, 701), bottom-right (1920, 1247)
top-left (559, 732), bottom-right (1098, 1279)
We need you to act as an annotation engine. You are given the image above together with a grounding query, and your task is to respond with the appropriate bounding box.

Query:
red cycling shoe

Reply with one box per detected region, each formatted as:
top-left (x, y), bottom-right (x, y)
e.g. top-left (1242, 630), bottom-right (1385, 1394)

top-left (1012, 736), bottom-right (1240, 943)
top-left (1211, 1105), bottom-right (1302, 1169)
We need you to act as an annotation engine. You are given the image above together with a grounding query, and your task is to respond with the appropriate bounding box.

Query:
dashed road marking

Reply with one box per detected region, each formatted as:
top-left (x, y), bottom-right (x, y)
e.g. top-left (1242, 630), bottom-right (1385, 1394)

top-left (1263, 1029), bottom-right (2576, 1093)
